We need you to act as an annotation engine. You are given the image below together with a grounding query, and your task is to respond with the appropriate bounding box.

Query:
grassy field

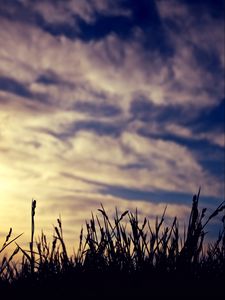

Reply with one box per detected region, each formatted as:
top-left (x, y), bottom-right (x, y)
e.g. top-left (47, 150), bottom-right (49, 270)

top-left (0, 191), bottom-right (225, 299)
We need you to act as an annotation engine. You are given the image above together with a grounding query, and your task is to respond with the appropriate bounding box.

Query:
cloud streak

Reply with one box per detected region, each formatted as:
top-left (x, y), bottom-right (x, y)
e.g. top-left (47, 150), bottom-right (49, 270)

top-left (0, 0), bottom-right (224, 251)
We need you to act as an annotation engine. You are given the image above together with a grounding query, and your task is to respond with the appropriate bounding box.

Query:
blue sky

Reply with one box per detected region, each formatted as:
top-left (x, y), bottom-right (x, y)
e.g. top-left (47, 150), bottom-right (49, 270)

top-left (0, 0), bottom-right (224, 249)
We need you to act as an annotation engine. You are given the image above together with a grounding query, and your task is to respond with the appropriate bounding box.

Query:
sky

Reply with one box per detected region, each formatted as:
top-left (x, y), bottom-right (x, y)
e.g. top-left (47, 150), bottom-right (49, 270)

top-left (0, 0), bottom-right (224, 253)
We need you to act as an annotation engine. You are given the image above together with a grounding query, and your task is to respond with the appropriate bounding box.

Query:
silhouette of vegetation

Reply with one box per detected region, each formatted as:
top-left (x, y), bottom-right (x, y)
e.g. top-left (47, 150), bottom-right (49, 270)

top-left (0, 193), bottom-right (225, 299)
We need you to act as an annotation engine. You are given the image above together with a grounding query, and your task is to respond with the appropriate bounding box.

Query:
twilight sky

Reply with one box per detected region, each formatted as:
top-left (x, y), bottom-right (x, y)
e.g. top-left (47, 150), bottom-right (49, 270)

top-left (0, 0), bottom-right (224, 251)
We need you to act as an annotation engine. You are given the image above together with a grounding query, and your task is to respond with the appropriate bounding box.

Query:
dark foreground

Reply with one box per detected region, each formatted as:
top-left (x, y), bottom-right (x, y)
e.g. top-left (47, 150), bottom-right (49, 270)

top-left (1, 274), bottom-right (225, 300)
top-left (1, 194), bottom-right (225, 299)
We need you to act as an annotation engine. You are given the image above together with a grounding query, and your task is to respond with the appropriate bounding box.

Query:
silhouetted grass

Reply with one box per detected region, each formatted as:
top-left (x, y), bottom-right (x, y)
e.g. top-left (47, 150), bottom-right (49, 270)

top-left (0, 191), bottom-right (225, 299)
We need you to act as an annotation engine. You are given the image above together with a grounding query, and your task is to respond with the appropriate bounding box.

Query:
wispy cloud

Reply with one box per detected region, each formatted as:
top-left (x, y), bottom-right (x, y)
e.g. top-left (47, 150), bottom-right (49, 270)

top-left (0, 0), bottom-right (224, 249)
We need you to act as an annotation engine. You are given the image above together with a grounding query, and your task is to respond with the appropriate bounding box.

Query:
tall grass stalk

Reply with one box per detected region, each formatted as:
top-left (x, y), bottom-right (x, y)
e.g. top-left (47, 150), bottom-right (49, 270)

top-left (0, 192), bottom-right (224, 298)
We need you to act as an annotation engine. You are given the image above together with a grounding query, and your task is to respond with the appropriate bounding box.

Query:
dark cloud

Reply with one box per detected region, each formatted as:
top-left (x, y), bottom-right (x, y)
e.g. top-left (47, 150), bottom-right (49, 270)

top-left (138, 127), bottom-right (224, 181)
top-left (129, 96), bottom-right (193, 125)
top-left (60, 171), bottom-right (222, 207)
top-left (129, 95), bottom-right (224, 182)
top-left (0, 1), bottom-right (131, 41)
top-left (0, 76), bottom-right (33, 98)
top-left (39, 20), bottom-right (78, 39)
top-left (36, 71), bottom-right (75, 90)
top-left (0, 0), bottom-right (76, 39)
top-left (199, 155), bottom-right (224, 180)
top-left (181, 0), bottom-right (225, 19)
top-left (123, 0), bottom-right (174, 55)
top-left (191, 98), bottom-right (225, 133)
top-left (0, 76), bottom-right (51, 105)
top-left (193, 46), bottom-right (223, 74)
top-left (60, 172), bottom-right (104, 188)
top-left (76, 14), bottom-right (133, 41)
top-left (30, 127), bottom-right (60, 140)
top-left (0, 0), bottom-right (173, 58)
top-left (130, 96), bottom-right (224, 136)
top-left (74, 0), bottom-right (174, 56)
top-left (129, 97), bottom-right (156, 121)
top-left (67, 120), bottom-right (122, 138)
top-left (121, 162), bottom-right (150, 170)
top-left (0, 0), bottom-right (40, 24)
top-left (33, 120), bottom-right (122, 141)
top-left (73, 101), bottom-right (122, 117)
top-left (36, 73), bottom-right (61, 85)
top-left (100, 184), bottom-right (223, 207)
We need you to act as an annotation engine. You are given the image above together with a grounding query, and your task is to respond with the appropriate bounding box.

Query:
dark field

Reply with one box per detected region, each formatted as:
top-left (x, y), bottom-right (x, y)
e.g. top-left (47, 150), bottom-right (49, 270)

top-left (1, 192), bottom-right (225, 299)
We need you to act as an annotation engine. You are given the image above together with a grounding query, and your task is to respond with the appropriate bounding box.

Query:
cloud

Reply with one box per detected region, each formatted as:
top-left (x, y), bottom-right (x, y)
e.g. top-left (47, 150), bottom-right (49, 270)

top-left (0, 76), bottom-right (33, 98)
top-left (0, 8), bottom-right (223, 197)
top-left (1, 0), bottom-right (132, 43)
top-left (0, 0), bottom-right (224, 252)
top-left (1, 99), bottom-right (221, 197)
top-left (73, 101), bottom-right (122, 117)
top-left (156, 0), bottom-right (224, 105)
top-left (1, 7), bottom-right (223, 113)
